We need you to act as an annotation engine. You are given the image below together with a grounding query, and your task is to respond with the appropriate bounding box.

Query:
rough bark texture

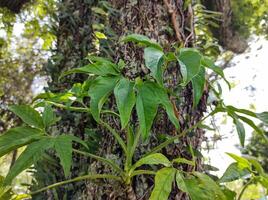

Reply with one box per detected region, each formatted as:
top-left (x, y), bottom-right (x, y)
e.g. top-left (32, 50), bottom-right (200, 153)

top-left (202, 0), bottom-right (248, 53)
top-left (0, 0), bottom-right (31, 13)
top-left (84, 0), bottom-right (208, 199)
top-left (31, 0), bottom-right (208, 199)
top-left (30, 0), bottom-right (97, 199)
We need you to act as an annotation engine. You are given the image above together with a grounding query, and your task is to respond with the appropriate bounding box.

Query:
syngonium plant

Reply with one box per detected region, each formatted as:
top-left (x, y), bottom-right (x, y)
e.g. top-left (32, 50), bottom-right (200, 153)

top-left (1, 34), bottom-right (268, 200)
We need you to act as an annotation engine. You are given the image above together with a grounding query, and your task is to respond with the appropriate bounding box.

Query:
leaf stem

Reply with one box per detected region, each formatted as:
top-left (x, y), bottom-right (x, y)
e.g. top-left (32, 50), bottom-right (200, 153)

top-left (29, 174), bottom-right (121, 196)
top-left (237, 179), bottom-right (254, 200)
top-left (73, 149), bottom-right (123, 174)
top-left (100, 120), bottom-right (127, 154)
top-left (144, 111), bottom-right (213, 157)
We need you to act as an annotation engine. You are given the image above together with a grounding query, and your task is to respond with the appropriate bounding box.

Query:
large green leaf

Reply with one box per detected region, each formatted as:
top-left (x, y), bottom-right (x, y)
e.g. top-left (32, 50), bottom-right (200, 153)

top-left (192, 172), bottom-right (227, 200)
top-left (132, 153), bottom-right (171, 171)
top-left (0, 127), bottom-right (43, 158)
top-left (191, 66), bottom-right (206, 108)
top-left (144, 47), bottom-right (164, 85)
top-left (4, 138), bottom-right (54, 185)
top-left (89, 76), bottom-right (119, 121)
top-left (233, 117), bottom-right (245, 147)
top-left (9, 105), bottom-right (44, 129)
top-left (114, 78), bottom-right (136, 129)
top-left (177, 48), bottom-right (202, 86)
top-left (136, 82), bottom-right (179, 140)
top-left (219, 163), bottom-right (250, 183)
top-left (42, 105), bottom-right (60, 128)
top-left (121, 34), bottom-right (162, 50)
top-left (177, 172), bottom-right (227, 200)
top-left (149, 167), bottom-right (175, 200)
top-left (201, 56), bottom-right (231, 89)
top-left (54, 135), bottom-right (73, 177)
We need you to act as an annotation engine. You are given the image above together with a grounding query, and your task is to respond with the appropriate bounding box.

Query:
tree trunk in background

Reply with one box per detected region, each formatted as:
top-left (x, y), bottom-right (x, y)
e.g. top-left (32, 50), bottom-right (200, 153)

top-left (0, 0), bottom-right (31, 13)
top-left (84, 0), bottom-right (208, 199)
top-left (202, 0), bottom-right (248, 53)
top-left (30, 0), bottom-right (97, 199)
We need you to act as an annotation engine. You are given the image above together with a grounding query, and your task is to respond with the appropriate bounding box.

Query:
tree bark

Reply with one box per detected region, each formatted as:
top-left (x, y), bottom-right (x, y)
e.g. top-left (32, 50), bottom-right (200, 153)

top-left (30, 0), bottom-right (97, 199)
top-left (202, 0), bottom-right (248, 53)
top-left (84, 0), bottom-right (208, 199)
top-left (0, 0), bottom-right (31, 13)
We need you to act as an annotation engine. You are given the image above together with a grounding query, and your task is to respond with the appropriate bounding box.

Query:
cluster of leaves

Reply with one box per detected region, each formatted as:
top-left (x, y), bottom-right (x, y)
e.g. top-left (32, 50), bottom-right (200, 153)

top-left (0, 34), bottom-right (268, 199)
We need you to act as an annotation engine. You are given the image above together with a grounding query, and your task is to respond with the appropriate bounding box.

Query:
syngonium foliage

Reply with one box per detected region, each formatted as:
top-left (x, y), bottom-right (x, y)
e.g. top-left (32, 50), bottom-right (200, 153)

top-left (1, 34), bottom-right (268, 199)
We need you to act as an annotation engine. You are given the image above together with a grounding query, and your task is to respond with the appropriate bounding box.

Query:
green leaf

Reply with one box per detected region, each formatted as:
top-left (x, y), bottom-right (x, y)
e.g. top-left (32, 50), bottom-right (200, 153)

top-left (61, 63), bottom-right (119, 78)
top-left (226, 153), bottom-right (251, 169)
top-left (89, 76), bottom-right (119, 121)
top-left (136, 82), bottom-right (179, 140)
top-left (191, 66), bottom-right (205, 108)
top-left (149, 167), bottom-right (175, 200)
top-left (136, 83), bottom-right (159, 140)
top-left (201, 56), bottom-right (231, 89)
top-left (219, 163), bottom-right (250, 183)
top-left (177, 48), bottom-right (202, 86)
top-left (4, 138), bottom-right (54, 185)
top-left (54, 135), bottom-right (73, 177)
top-left (172, 158), bottom-right (195, 166)
top-left (121, 34), bottom-right (162, 50)
top-left (176, 171), bottom-right (188, 193)
top-left (114, 78), bottom-right (136, 128)
top-left (193, 172), bottom-right (227, 200)
top-left (144, 47), bottom-right (164, 85)
top-left (256, 112), bottom-right (268, 125)
top-left (63, 135), bottom-right (89, 150)
top-left (233, 117), bottom-right (245, 147)
top-left (132, 153), bottom-right (171, 171)
top-left (9, 105), bottom-right (44, 129)
top-left (226, 110), bottom-right (246, 147)
top-left (42, 105), bottom-right (60, 128)
top-left (0, 127), bottom-right (43, 158)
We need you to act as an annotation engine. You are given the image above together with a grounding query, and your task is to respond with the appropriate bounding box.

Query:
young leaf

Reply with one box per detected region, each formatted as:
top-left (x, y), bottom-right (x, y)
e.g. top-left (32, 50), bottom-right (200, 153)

top-left (0, 127), bottom-right (43, 158)
top-left (114, 78), bottom-right (136, 129)
top-left (121, 34), bottom-right (162, 50)
top-left (177, 48), bottom-right (202, 86)
top-left (54, 135), bottom-right (73, 177)
top-left (201, 56), bottom-right (231, 89)
top-left (226, 153), bottom-right (251, 169)
top-left (149, 167), bottom-right (176, 200)
top-left (144, 47), bottom-right (164, 85)
top-left (132, 153), bottom-right (171, 170)
top-left (9, 105), bottom-right (44, 129)
top-left (4, 138), bottom-right (54, 185)
top-left (219, 163), bottom-right (250, 183)
top-left (89, 76), bottom-right (119, 121)
top-left (191, 66), bottom-right (206, 108)
top-left (172, 158), bottom-right (195, 166)
top-left (42, 105), bottom-right (60, 128)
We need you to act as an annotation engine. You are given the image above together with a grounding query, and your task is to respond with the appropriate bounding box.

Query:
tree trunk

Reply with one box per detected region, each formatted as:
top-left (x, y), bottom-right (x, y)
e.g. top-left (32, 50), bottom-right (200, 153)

top-left (30, 0), bottom-right (97, 199)
top-left (84, 0), bottom-right (208, 199)
top-left (202, 0), bottom-right (248, 53)
top-left (31, 0), bottom-right (208, 199)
